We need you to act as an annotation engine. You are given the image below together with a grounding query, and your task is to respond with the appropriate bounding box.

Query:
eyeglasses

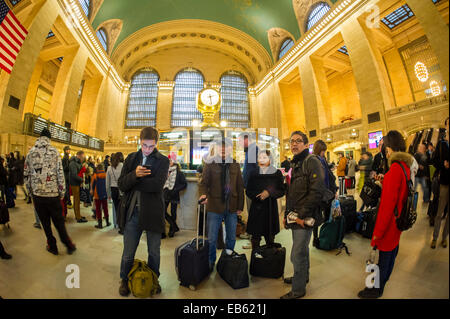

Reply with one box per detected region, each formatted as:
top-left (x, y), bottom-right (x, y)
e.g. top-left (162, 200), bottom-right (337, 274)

top-left (290, 138), bottom-right (304, 145)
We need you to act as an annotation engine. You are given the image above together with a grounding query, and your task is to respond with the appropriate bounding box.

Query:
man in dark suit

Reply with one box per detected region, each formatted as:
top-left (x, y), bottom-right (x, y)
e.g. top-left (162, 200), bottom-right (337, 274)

top-left (118, 127), bottom-right (170, 297)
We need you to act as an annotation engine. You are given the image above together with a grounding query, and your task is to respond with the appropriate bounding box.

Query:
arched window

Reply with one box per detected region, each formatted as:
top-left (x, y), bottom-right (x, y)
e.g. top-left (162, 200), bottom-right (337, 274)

top-left (278, 38), bottom-right (295, 60)
top-left (171, 68), bottom-right (204, 127)
top-left (220, 71), bottom-right (250, 128)
top-left (125, 69), bottom-right (159, 128)
top-left (96, 28), bottom-right (108, 52)
top-left (79, 0), bottom-right (91, 18)
top-left (306, 2), bottom-right (331, 31)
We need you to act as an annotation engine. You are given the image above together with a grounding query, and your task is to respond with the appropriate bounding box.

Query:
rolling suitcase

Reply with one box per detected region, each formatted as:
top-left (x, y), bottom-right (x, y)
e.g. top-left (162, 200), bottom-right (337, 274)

top-left (175, 201), bottom-right (210, 290)
top-left (339, 195), bottom-right (357, 233)
top-left (360, 179), bottom-right (382, 208)
top-left (357, 207), bottom-right (378, 239)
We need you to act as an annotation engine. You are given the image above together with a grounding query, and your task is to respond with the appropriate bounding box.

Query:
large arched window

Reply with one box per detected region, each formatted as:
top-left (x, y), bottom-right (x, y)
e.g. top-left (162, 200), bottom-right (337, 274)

top-left (306, 2), bottom-right (331, 31)
top-left (96, 28), bottom-right (108, 52)
top-left (125, 69), bottom-right (159, 128)
top-left (278, 38), bottom-right (295, 60)
top-left (171, 68), bottom-right (204, 127)
top-left (220, 71), bottom-right (250, 128)
top-left (78, 0), bottom-right (91, 18)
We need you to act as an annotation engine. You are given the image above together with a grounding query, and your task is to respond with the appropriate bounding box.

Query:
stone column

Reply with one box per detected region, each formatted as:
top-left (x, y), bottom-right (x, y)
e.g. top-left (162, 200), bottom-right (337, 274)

top-left (77, 75), bottom-right (105, 135)
top-left (341, 16), bottom-right (392, 143)
top-left (156, 81), bottom-right (175, 131)
top-left (298, 54), bottom-right (331, 139)
top-left (49, 46), bottom-right (88, 125)
top-left (406, 0), bottom-right (449, 88)
top-left (22, 57), bottom-right (44, 119)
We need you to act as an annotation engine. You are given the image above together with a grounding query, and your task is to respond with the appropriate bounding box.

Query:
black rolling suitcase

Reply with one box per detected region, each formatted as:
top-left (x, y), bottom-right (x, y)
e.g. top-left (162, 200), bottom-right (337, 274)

top-left (217, 250), bottom-right (249, 289)
top-left (174, 201), bottom-right (210, 290)
top-left (250, 202), bottom-right (286, 279)
top-left (358, 207), bottom-right (378, 239)
top-left (339, 196), bottom-right (357, 233)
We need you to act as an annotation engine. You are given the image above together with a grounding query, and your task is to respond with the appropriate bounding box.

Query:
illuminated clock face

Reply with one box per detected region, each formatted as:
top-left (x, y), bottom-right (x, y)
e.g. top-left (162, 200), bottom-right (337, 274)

top-left (200, 89), bottom-right (220, 107)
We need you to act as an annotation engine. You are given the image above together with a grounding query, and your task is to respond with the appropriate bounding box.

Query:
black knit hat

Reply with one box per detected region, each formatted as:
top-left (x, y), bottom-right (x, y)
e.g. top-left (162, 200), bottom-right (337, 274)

top-left (40, 128), bottom-right (51, 139)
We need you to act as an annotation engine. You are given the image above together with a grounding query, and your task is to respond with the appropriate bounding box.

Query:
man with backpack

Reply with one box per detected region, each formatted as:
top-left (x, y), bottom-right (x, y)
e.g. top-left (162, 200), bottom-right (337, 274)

top-left (118, 127), bottom-right (170, 297)
top-left (281, 131), bottom-right (326, 299)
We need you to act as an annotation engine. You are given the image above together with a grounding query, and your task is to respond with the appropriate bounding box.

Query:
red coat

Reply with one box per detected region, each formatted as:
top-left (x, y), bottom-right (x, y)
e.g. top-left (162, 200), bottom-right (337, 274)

top-left (371, 152), bottom-right (413, 252)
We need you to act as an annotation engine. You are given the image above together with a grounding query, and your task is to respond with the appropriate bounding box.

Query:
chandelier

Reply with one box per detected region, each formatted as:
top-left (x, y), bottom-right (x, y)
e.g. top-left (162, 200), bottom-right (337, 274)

top-left (430, 80), bottom-right (441, 96)
top-left (414, 62), bottom-right (428, 83)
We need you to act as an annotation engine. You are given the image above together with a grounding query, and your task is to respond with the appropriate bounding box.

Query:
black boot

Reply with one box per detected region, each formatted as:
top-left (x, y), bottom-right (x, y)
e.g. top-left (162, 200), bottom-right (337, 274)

top-left (104, 217), bottom-right (111, 227)
top-left (119, 279), bottom-right (130, 297)
top-left (0, 242), bottom-right (12, 260)
top-left (168, 228), bottom-right (175, 238)
top-left (46, 245), bottom-right (59, 255)
top-left (95, 219), bottom-right (103, 229)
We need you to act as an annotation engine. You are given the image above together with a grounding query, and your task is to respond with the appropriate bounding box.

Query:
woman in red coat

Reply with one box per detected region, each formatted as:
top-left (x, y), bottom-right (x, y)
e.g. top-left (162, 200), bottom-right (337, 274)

top-left (358, 130), bottom-right (414, 299)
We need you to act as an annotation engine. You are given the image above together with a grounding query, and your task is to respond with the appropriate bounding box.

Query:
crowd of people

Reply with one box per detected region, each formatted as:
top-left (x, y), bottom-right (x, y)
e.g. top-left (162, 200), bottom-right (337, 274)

top-left (1, 117), bottom-right (449, 300)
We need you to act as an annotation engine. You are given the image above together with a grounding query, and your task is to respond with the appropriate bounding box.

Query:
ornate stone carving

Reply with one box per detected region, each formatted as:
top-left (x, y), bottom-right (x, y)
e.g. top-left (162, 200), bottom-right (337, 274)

top-left (96, 19), bottom-right (123, 55)
top-left (267, 28), bottom-right (296, 61)
top-left (292, 0), bottom-right (332, 33)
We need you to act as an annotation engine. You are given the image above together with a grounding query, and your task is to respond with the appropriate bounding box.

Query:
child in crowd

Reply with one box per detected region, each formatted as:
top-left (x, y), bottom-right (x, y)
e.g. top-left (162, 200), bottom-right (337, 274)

top-left (91, 163), bottom-right (110, 229)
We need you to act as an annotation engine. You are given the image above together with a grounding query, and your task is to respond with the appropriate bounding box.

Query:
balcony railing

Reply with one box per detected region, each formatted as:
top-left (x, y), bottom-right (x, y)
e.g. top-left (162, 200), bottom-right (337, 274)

top-left (23, 113), bottom-right (104, 152)
top-left (387, 93), bottom-right (448, 116)
top-left (321, 119), bottom-right (363, 135)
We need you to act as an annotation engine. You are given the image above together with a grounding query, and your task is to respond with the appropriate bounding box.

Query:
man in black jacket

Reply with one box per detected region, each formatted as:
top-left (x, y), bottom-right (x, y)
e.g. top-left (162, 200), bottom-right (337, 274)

top-left (118, 127), bottom-right (170, 297)
top-left (62, 146), bottom-right (72, 207)
top-left (281, 131), bottom-right (325, 299)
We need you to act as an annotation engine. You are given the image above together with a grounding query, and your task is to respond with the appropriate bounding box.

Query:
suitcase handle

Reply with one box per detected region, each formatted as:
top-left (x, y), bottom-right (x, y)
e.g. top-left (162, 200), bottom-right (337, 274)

top-left (196, 199), bottom-right (207, 250)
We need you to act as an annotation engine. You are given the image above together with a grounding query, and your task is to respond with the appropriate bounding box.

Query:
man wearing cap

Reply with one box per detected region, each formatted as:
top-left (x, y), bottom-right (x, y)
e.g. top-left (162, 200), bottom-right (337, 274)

top-left (24, 128), bottom-right (76, 255)
top-left (198, 138), bottom-right (245, 271)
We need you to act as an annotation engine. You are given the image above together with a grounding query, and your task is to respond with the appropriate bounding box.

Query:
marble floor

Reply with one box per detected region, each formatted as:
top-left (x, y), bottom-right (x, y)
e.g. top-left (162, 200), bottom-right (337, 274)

top-left (0, 188), bottom-right (448, 299)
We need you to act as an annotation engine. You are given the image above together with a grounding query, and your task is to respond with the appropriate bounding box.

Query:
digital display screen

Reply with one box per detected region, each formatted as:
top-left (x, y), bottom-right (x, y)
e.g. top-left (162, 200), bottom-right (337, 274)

top-left (369, 131), bottom-right (383, 149)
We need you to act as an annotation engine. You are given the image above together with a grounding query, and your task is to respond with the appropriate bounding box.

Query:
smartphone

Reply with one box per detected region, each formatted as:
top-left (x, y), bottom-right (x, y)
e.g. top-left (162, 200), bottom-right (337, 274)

top-left (142, 165), bottom-right (152, 176)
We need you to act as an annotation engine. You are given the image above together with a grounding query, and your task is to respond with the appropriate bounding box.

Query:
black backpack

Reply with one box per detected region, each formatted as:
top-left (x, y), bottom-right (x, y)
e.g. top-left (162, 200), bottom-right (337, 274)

top-left (392, 161), bottom-right (418, 232)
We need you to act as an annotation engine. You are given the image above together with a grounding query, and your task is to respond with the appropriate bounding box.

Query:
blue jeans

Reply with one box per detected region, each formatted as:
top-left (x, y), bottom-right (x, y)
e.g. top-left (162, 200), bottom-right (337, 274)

top-left (290, 227), bottom-right (313, 295)
top-left (414, 177), bottom-right (430, 203)
top-left (207, 211), bottom-right (237, 266)
top-left (378, 245), bottom-right (399, 294)
top-left (119, 208), bottom-right (161, 280)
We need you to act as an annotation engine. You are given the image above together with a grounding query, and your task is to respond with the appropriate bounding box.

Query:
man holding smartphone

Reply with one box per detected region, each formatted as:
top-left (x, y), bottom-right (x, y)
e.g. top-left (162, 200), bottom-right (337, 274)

top-left (118, 127), bottom-right (170, 297)
top-left (281, 131), bottom-right (325, 299)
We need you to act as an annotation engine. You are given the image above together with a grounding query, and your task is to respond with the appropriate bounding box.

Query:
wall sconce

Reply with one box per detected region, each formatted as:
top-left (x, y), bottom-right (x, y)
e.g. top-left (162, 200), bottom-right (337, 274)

top-left (326, 134), bottom-right (333, 143)
top-left (350, 128), bottom-right (359, 138)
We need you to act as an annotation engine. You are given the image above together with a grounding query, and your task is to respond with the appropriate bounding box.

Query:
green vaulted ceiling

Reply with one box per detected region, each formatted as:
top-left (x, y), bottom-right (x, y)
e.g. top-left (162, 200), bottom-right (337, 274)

top-left (93, 0), bottom-right (306, 55)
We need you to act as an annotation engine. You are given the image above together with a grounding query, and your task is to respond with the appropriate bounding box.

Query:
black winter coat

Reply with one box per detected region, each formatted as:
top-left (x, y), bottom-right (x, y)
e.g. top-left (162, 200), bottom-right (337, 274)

top-left (164, 169), bottom-right (187, 203)
top-left (286, 149), bottom-right (326, 229)
top-left (69, 156), bottom-right (83, 186)
top-left (118, 149), bottom-right (170, 233)
top-left (246, 168), bottom-right (285, 237)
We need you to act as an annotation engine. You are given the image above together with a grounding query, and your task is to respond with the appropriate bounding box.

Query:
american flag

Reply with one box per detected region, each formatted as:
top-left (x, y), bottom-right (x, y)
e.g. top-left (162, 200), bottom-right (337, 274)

top-left (0, 0), bottom-right (28, 74)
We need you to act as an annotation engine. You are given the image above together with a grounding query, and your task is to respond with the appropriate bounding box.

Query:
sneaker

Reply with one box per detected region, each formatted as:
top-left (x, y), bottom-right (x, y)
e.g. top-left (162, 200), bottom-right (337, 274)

top-left (119, 279), bottom-right (130, 297)
top-left (280, 291), bottom-right (305, 299)
top-left (431, 240), bottom-right (437, 249)
top-left (441, 240), bottom-right (448, 248)
top-left (46, 245), bottom-right (59, 255)
top-left (33, 223), bottom-right (41, 229)
top-left (357, 287), bottom-right (381, 299)
top-left (77, 219), bottom-right (88, 223)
